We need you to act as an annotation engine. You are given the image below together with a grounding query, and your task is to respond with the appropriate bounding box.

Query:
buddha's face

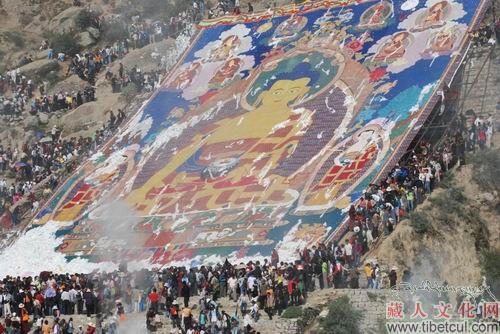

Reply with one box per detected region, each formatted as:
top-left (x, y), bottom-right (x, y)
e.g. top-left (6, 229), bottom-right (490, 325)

top-left (431, 2), bottom-right (447, 12)
top-left (393, 33), bottom-right (408, 43)
top-left (435, 30), bottom-right (451, 43)
top-left (258, 78), bottom-right (311, 108)
top-left (222, 36), bottom-right (240, 51)
top-left (220, 59), bottom-right (241, 74)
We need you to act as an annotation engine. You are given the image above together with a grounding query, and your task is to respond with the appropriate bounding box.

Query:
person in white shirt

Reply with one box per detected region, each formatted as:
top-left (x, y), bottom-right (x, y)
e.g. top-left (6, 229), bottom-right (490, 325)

top-left (243, 312), bottom-right (253, 329)
top-left (61, 289), bottom-right (70, 315)
top-left (227, 275), bottom-right (238, 301)
top-left (247, 276), bottom-right (256, 292)
top-left (250, 300), bottom-right (259, 321)
top-left (344, 239), bottom-right (353, 265)
top-left (68, 287), bottom-right (77, 314)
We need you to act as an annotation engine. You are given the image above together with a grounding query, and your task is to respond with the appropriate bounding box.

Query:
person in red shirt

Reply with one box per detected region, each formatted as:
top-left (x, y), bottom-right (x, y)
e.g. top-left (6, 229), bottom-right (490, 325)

top-left (148, 288), bottom-right (159, 313)
top-left (86, 322), bottom-right (95, 334)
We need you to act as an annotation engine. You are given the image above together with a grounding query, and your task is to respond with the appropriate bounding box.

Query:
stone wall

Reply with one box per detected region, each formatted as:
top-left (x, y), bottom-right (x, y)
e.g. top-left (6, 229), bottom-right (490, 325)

top-left (459, 47), bottom-right (500, 121)
top-left (338, 289), bottom-right (393, 334)
top-left (251, 289), bottom-right (396, 334)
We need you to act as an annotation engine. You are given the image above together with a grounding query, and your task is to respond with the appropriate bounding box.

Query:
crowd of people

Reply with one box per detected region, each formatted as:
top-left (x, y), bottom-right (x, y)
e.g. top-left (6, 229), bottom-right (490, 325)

top-left (470, 20), bottom-right (499, 47)
top-left (0, 71), bottom-right (36, 118)
top-left (0, 109), bottom-right (126, 229)
top-left (466, 113), bottom-right (495, 151)
top-left (47, 1), bottom-right (200, 87)
top-left (107, 64), bottom-right (163, 94)
top-left (0, 71), bottom-right (97, 118)
top-left (0, 246), bottom-right (370, 334)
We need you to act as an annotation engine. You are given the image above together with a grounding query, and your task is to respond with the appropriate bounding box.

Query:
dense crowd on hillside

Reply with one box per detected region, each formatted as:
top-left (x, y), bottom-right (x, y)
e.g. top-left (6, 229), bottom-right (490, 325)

top-left (0, 0), bottom-right (197, 228)
top-left (0, 71), bottom-right (96, 119)
top-left (345, 89), bottom-right (495, 268)
top-left (0, 109), bottom-right (126, 228)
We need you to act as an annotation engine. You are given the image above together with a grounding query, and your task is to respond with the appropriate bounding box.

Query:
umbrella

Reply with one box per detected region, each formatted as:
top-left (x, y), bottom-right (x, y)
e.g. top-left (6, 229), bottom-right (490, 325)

top-left (40, 136), bottom-right (53, 143)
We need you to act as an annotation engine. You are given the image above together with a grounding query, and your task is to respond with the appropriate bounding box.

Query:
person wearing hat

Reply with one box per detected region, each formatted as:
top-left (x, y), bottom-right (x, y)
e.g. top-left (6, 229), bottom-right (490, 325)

top-left (86, 322), bottom-right (96, 334)
top-left (19, 303), bottom-right (30, 334)
top-left (75, 324), bottom-right (84, 334)
top-left (10, 313), bottom-right (21, 332)
top-left (169, 300), bottom-right (180, 329)
top-left (52, 305), bottom-right (60, 318)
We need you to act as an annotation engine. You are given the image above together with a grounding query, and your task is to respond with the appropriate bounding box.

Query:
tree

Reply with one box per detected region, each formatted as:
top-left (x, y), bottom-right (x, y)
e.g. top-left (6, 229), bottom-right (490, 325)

top-left (74, 8), bottom-right (100, 30)
top-left (319, 296), bottom-right (363, 334)
top-left (51, 33), bottom-right (81, 57)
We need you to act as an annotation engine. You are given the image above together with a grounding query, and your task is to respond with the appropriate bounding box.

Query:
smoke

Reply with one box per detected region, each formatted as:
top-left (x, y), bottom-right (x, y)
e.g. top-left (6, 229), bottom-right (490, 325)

top-left (391, 247), bottom-right (488, 312)
top-left (90, 200), bottom-right (143, 265)
top-left (116, 315), bottom-right (148, 334)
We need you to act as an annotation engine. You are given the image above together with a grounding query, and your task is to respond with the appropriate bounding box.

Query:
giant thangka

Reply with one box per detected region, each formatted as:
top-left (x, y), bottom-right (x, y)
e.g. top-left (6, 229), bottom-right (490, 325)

top-left (25, 0), bottom-right (488, 268)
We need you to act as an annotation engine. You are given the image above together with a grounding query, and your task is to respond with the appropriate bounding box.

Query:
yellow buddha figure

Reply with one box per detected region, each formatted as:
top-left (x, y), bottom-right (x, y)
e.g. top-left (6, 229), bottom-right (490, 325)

top-left (127, 58), bottom-right (335, 216)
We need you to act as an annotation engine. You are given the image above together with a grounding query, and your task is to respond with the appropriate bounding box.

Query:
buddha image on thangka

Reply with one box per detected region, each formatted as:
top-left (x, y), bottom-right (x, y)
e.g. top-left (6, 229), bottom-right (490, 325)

top-left (125, 43), bottom-right (379, 222)
top-left (164, 25), bottom-right (256, 101)
top-left (373, 31), bottom-right (413, 63)
top-left (31, 0), bottom-right (488, 263)
top-left (298, 11), bottom-right (350, 50)
top-left (168, 62), bottom-right (202, 90)
top-left (358, 0), bottom-right (393, 29)
top-left (421, 26), bottom-right (462, 58)
top-left (208, 35), bottom-right (242, 62)
top-left (127, 51), bottom-right (341, 216)
top-left (38, 11), bottom-right (393, 238)
top-left (293, 124), bottom-right (390, 213)
top-left (270, 15), bottom-right (308, 46)
top-left (208, 57), bottom-right (242, 89)
top-left (411, 0), bottom-right (450, 32)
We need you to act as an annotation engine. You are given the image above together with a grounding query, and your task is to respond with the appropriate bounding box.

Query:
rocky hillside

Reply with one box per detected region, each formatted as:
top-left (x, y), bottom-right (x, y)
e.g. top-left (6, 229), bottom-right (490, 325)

top-left (363, 140), bottom-right (500, 306)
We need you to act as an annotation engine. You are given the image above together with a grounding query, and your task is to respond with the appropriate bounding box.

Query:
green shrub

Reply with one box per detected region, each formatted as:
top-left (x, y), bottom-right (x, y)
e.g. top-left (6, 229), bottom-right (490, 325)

top-left (124, 0), bottom-right (189, 20)
top-left (5, 170), bottom-right (16, 178)
top-left (121, 83), bottom-right (139, 103)
top-left (52, 33), bottom-right (81, 56)
top-left (465, 207), bottom-right (490, 251)
top-left (470, 149), bottom-right (500, 194)
top-left (438, 173), bottom-right (455, 189)
top-left (101, 20), bottom-right (128, 43)
top-left (45, 71), bottom-right (61, 85)
top-left (281, 306), bottom-right (303, 319)
top-left (408, 211), bottom-right (434, 234)
top-left (74, 8), bottom-right (100, 30)
top-left (481, 249), bottom-right (500, 297)
top-left (3, 32), bottom-right (25, 49)
top-left (366, 291), bottom-right (378, 301)
top-left (377, 318), bottom-right (387, 334)
top-left (319, 296), bottom-right (362, 334)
